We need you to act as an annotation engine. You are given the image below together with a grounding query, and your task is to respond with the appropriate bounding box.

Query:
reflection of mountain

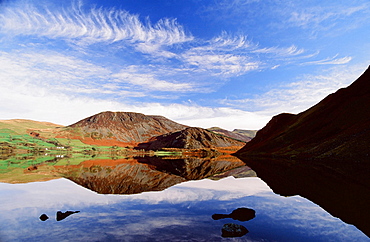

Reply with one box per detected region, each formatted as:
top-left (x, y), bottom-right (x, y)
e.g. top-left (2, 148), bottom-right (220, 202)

top-left (240, 157), bottom-right (370, 237)
top-left (64, 156), bottom-right (246, 194)
top-left (65, 160), bottom-right (185, 194)
top-left (136, 156), bottom-right (246, 180)
top-left (236, 66), bottom-right (370, 161)
top-left (139, 127), bottom-right (245, 150)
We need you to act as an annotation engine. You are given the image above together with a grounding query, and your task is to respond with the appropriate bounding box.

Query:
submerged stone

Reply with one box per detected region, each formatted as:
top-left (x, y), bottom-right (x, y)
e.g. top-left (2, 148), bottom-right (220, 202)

top-left (221, 223), bottom-right (248, 237)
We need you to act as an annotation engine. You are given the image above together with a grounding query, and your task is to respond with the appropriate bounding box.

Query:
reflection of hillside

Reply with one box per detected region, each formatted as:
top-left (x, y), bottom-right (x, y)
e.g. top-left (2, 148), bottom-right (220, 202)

top-left (63, 155), bottom-right (246, 194)
top-left (64, 160), bottom-right (185, 194)
top-left (240, 157), bottom-right (370, 238)
top-left (136, 156), bottom-right (245, 180)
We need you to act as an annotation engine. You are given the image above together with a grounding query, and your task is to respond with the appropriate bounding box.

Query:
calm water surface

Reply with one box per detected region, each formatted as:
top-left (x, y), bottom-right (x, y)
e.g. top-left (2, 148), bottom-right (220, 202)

top-left (0, 156), bottom-right (368, 241)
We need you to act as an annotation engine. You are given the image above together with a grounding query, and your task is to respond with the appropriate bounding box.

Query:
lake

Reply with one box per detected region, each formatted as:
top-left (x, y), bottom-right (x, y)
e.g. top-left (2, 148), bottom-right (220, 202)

top-left (0, 155), bottom-right (369, 241)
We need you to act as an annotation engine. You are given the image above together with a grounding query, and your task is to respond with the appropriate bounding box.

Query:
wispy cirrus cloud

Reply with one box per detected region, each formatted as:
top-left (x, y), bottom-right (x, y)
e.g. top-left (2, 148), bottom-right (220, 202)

top-left (302, 55), bottom-right (352, 65)
top-left (288, 3), bottom-right (370, 29)
top-left (0, 1), bottom-right (193, 54)
top-left (0, 1), bottom-right (351, 78)
top-left (252, 45), bottom-right (305, 56)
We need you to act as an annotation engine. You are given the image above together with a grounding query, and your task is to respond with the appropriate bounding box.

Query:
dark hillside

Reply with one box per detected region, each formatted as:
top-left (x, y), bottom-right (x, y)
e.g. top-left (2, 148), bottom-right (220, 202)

top-left (139, 127), bottom-right (246, 150)
top-left (236, 66), bottom-right (370, 161)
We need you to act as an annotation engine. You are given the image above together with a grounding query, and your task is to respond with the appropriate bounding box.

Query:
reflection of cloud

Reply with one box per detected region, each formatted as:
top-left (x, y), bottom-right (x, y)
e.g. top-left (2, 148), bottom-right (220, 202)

top-left (0, 177), bottom-right (273, 210)
top-left (0, 176), bottom-right (367, 241)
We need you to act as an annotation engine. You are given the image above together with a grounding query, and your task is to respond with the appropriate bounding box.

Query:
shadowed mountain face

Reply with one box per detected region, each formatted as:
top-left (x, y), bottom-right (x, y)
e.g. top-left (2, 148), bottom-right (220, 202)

top-left (139, 127), bottom-right (245, 150)
top-left (236, 66), bottom-right (370, 161)
top-left (67, 111), bottom-right (188, 143)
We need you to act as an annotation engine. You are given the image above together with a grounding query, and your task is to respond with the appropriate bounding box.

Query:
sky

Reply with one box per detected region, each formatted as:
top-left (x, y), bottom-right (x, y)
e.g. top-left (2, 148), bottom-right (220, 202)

top-left (0, 0), bottom-right (369, 130)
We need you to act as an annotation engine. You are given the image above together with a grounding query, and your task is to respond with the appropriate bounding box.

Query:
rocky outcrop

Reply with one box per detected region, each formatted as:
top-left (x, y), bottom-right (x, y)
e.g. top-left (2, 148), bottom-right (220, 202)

top-left (139, 127), bottom-right (246, 150)
top-left (236, 66), bottom-right (370, 161)
top-left (67, 111), bottom-right (188, 143)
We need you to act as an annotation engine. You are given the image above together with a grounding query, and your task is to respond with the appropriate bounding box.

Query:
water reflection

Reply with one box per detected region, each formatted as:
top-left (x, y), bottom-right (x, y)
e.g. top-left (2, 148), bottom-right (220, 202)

top-left (212, 207), bottom-right (256, 222)
top-left (238, 157), bottom-right (370, 238)
top-left (0, 154), bottom-right (369, 241)
top-left (62, 155), bottom-right (246, 194)
top-left (0, 153), bottom-right (247, 192)
top-left (213, 207), bottom-right (256, 238)
top-left (0, 177), bottom-right (367, 241)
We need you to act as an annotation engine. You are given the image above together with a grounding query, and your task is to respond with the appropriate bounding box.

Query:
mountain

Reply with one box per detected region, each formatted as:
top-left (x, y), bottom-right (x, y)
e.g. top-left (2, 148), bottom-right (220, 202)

top-left (236, 66), bottom-right (370, 161)
top-left (139, 127), bottom-right (246, 150)
top-left (66, 111), bottom-right (188, 143)
top-left (207, 127), bottom-right (257, 142)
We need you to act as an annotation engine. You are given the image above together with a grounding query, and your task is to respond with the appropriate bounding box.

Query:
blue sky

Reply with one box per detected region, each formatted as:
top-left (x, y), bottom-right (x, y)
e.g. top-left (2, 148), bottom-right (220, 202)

top-left (0, 0), bottom-right (369, 130)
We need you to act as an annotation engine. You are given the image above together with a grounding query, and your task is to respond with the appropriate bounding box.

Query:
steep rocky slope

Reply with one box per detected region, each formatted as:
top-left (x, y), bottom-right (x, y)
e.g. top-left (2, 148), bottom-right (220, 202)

top-left (236, 66), bottom-right (370, 161)
top-left (66, 111), bottom-right (188, 143)
top-left (139, 127), bottom-right (245, 150)
top-left (207, 127), bottom-right (257, 142)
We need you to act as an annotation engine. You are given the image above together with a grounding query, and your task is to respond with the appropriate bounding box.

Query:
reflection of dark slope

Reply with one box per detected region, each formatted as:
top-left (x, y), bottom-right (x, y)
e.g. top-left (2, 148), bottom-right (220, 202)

top-left (241, 158), bottom-right (370, 237)
top-left (212, 207), bottom-right (256, 222)
top-left (136, 156), bottom-right (246, 180)
top-left (56, 211), bottom-right (80, 221)
top-left (66, 163), bottom-right (185, 194)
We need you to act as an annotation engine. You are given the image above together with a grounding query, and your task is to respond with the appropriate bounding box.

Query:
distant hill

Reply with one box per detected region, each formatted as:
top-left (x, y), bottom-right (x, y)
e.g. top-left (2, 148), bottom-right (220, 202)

top-left (66, 111), bottom-right (188, 143)
top-left (0, 119), bottom-right (62, 134)
top-left (207, 127), bottom-right (257, 142)
top-left (139, 127), bottom-right (246, 150)
top-left (236, 66), bottom-right (370, 161)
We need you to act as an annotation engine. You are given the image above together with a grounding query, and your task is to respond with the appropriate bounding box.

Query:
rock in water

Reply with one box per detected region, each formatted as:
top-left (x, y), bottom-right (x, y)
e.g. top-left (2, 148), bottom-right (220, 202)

top-left (56, 211), bottom-right (80, 221)
top-left (39, 214), bottom-right (49, 221)
top-left (221, 223), bottom-right (249, 237)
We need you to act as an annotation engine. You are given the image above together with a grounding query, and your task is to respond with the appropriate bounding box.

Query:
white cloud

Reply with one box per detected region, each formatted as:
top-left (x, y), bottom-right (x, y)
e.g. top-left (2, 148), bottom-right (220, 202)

top-left (0, 79), bottom-right (269, 129)
top-left (112, 66), bottom-right (195, 92)
top-left (221, 63), bottom-right (369, 116)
